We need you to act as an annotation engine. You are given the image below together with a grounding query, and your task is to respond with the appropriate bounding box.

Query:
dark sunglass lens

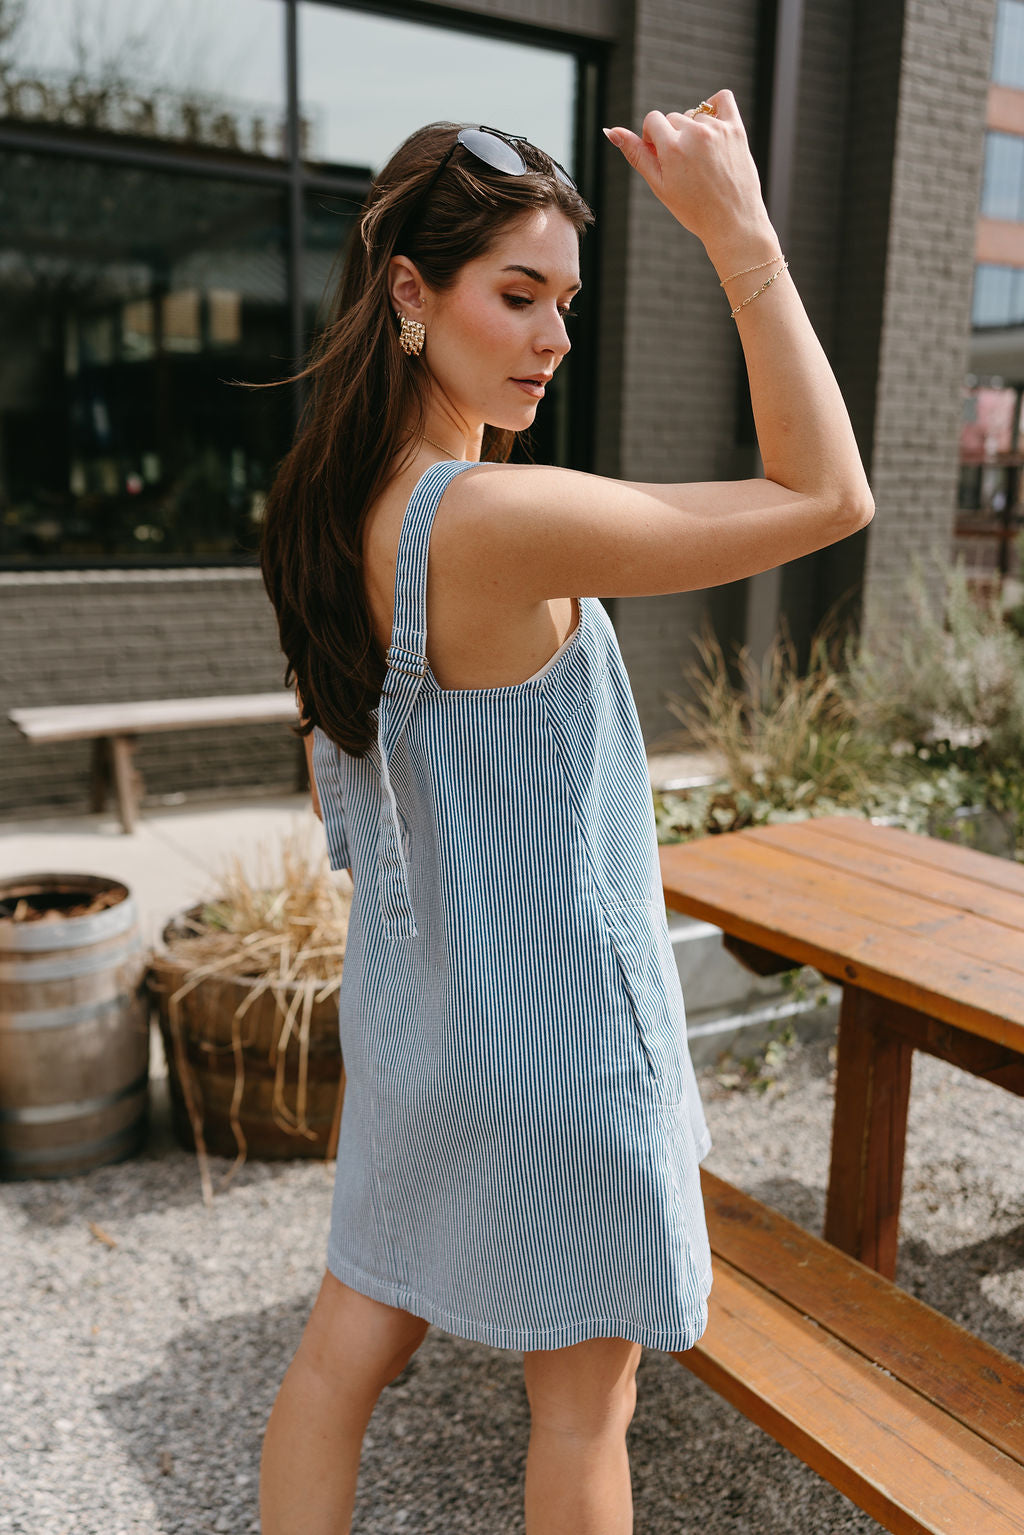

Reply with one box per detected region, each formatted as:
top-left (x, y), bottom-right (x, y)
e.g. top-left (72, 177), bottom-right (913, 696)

top-left (457, 127), bottom-right (527, 175)
top-left (551, 164), bottom-right (576, 190)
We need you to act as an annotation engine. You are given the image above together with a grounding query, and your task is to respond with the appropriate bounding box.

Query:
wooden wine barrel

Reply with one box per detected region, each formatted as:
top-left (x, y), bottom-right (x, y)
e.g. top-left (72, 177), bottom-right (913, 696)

top-left (148, 911), bottom-right (345, 1160)
top-left (0, 874), bottom-right (149, 1180)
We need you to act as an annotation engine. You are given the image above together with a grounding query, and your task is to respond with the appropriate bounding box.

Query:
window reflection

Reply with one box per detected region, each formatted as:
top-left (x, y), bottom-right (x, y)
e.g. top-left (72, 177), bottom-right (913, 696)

top-left (0, 3), bottom-right (593, 565)
top-left (304, 196), bottom-right (358, 332)
top-left (0, 154), bottom-right (293, 563)
top-left (994, 0), bottom-right (1024, 88)
top-left (972, 264), bottom-right (1024, 327)
top-left (982, 132), bottom-right (1024, 221)
top-left (0, 0), bottom-right (287, 157)
top-left (298, 3), bottom-right (577, 174)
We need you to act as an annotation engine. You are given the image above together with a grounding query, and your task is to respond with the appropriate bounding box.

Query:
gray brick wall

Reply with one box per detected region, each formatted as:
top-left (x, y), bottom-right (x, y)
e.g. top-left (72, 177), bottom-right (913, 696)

top-left (0, 570), bottom-right (297, 818)
top-left (857, 0), bottom-right (996, 642)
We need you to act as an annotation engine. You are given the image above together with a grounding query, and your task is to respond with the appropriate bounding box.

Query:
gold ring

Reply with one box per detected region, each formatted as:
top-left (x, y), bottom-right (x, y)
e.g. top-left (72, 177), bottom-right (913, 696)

top-left (696, 100), bottom-right (718, 117)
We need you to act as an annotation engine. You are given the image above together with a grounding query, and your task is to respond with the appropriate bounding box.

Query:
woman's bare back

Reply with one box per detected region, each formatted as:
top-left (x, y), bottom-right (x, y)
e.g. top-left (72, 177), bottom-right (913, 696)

top-left (361, 458), bottom-right (578, 692)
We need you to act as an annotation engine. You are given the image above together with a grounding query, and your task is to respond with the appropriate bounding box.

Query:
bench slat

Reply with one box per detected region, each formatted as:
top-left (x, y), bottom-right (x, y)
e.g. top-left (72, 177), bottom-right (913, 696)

top-left (659, 841), bottom-right (1024, 1045)
top-left (744, 821), bottom-right (1024, 933)
top-left (700, 1170), bottom-right (1024, 1467)
top-left (675, 834), bottom-right (1024, 979)
top-left (807, 816), bottom-right (1024, 900)
top-left (675, 1257), bottom-right (1024, 1535)
top-left (9, 693), bottom-right (298, 743)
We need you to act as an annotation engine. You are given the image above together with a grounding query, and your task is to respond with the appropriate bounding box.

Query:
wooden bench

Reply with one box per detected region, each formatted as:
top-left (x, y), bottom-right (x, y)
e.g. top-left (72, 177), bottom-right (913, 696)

top-left (8, 693), bottom-right (300, 834)
top-left (677, 1170), bottom-right (1024, 1534)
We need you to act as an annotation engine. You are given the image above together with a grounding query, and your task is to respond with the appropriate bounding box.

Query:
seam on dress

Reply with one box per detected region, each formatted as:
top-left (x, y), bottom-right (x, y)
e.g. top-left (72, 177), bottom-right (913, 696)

top-left (537, 690), bottom-right (675, 1105)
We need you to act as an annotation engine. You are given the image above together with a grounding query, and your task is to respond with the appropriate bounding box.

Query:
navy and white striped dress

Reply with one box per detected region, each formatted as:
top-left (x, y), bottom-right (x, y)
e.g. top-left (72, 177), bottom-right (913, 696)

top-left (311, 459), bottom-right (713, 1353)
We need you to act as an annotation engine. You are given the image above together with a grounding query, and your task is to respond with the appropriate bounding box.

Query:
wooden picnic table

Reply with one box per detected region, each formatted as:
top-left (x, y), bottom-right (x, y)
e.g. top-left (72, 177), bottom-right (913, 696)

top-left (659, 815), bottom-right (1024, 1280)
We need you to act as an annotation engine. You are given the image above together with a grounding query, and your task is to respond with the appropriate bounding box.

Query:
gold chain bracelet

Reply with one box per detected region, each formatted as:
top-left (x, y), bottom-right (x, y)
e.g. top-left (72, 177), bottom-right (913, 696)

top-left (729, 259), bottom-right (789, 319)
top-left (719, 253), bottom-right (784, 287)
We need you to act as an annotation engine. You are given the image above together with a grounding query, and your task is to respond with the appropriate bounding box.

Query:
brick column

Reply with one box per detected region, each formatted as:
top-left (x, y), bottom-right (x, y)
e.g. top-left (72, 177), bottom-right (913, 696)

top-left (857, 0), bottom-right (996, 643)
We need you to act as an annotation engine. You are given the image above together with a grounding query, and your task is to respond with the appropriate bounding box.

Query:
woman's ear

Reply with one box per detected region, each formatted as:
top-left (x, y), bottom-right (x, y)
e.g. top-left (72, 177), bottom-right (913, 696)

top-left (388, 255), bottom-right (427, 317)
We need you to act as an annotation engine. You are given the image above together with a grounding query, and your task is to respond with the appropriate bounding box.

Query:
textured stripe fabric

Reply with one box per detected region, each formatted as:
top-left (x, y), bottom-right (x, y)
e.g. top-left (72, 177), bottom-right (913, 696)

top-left (311, 460), bottom-right (713, 1352)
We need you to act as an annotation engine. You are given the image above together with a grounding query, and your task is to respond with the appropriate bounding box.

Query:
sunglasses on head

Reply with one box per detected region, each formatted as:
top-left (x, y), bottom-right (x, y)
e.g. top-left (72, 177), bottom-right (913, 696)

top-left (424, 125), bottom-right (577, 200)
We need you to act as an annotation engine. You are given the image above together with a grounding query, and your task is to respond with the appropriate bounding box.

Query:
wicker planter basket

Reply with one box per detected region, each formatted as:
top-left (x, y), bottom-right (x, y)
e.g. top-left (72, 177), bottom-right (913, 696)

top-left (148, 906), bottom-right (345, 1171)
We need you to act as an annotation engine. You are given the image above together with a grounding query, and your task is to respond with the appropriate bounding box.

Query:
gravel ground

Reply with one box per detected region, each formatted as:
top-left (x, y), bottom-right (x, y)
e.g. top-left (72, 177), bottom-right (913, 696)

top-left (2, 1030), bottom-right (1023, 1535)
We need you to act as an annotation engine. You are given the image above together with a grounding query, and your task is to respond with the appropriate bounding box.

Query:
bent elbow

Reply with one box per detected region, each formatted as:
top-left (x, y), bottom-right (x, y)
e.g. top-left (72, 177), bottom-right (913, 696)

top-left (835, 490), bottom-right (874, 536)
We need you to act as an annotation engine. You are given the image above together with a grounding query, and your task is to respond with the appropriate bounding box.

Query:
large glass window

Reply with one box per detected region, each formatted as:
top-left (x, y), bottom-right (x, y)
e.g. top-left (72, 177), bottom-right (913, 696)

top-left (0, 1), bottom-right (596, 564)
top-left (0, 0), bottom-right (287, 157)
top-left (994, 0), bottom-right (1024, 88)
top-left (0, 154), bottom-right (292, 562)
top-left (298, 4), bottom-right (576, 173)
top-left (981, 132), bottom-right (1024, 220)
top-left (972, 263), bottom-right (1024, 327)
top-left (304, 196), bottom-right (357, 331)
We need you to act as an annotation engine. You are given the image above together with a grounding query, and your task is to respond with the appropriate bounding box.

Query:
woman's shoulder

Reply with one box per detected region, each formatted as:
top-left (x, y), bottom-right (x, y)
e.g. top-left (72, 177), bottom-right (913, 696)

top-left (438, 461), bottom-right (604, 552)
top-left (435, 461), bottom-right (656, 603)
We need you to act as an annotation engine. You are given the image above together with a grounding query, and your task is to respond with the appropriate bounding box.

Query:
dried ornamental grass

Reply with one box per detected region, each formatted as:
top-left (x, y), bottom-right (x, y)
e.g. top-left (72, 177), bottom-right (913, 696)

top-left (157, 829), bottom-right (352, 1203)
top-left (666, 621), bottom-right (888, 815)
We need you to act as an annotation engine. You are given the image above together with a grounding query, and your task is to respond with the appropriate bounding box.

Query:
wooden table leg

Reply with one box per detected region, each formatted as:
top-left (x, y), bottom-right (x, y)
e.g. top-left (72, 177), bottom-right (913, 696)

top-left (824, 987), bottom-right (914, 1279)
top-left (110, 735), bottom-right (141, 834)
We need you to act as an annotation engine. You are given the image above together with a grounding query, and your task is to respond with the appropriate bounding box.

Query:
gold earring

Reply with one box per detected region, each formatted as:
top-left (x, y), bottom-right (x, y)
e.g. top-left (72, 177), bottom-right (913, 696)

top-left (397, 313), bottom-right (425, 356)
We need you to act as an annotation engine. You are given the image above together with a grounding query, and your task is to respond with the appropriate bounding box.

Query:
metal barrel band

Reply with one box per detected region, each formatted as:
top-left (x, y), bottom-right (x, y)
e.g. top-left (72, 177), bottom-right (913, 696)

top-left (0, 1069), bottom-right (149, 1125)
top-left (0, 933), bottom-right (143, 984)
top-left (0, 1120), bottom-right (145, 1170)
top-left (0, 989), bottom-right (142, 1032)
top-left (0, 893), bottom-right (137, 951)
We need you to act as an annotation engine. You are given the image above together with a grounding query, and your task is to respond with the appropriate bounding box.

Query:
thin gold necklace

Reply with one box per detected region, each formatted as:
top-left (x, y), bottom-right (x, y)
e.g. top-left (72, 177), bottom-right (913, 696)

top-left (419, 434), bottom-right (459, 459)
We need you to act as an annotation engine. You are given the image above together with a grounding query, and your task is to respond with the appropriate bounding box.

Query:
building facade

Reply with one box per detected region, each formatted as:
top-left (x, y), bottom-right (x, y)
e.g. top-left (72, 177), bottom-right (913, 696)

top-left (960, 0), bottom-right (1024, 585)
top-left (0, 0), bottom-right (995, 816)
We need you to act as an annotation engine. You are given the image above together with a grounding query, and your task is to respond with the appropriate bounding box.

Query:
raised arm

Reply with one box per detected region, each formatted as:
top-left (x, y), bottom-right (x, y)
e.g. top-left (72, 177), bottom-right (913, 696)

top-left (442, 92), bottom-right (873, 601)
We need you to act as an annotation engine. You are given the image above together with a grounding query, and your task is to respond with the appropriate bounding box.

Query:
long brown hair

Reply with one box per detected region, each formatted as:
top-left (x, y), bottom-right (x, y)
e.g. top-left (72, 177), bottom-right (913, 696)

top-left (259, 121), bottom-right (593, 757)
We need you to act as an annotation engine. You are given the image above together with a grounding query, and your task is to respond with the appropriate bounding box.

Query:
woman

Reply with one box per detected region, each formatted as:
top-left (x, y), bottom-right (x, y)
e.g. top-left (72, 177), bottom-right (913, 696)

top-left (258, 97), bottom-right (873, 1535)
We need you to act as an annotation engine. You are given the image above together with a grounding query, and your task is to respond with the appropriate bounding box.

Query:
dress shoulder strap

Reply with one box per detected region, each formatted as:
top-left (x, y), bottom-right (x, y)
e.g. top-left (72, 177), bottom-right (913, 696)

top-left (375, 458), bottom-right (476, 942)
top-left (387, 459), bottom-right (477, 675)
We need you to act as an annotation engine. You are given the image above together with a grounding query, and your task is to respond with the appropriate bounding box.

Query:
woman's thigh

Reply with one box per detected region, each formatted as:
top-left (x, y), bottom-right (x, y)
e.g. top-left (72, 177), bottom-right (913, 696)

top-left (522, 1337), bottom-right (643, 1435)
top-left (295, 1271), bottom-right (431, 1396)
